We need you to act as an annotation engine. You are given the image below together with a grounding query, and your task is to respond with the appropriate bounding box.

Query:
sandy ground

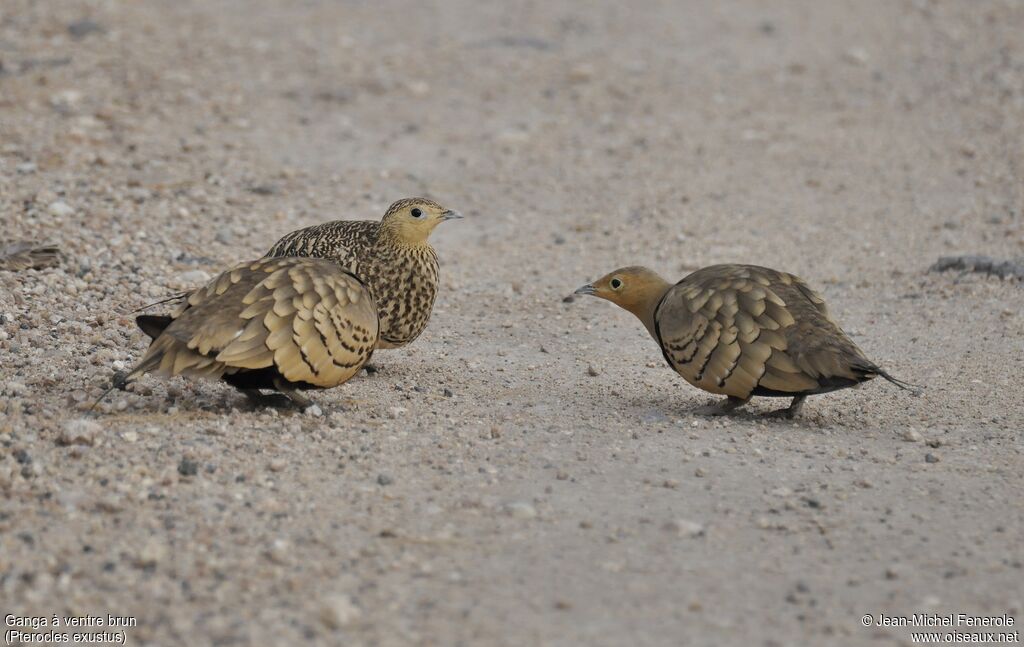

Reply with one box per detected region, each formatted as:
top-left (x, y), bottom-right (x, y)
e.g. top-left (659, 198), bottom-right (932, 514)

top-left (2, 1), bottom-right (1023, 645)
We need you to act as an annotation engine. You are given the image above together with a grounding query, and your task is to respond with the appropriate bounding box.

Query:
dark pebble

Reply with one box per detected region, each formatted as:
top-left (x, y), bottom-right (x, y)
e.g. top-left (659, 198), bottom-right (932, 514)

top-left (443, 388), bottom-right (454, 398)
top-left (248, 183), bottom-right (279, 196)
top-left (68, 20), bottom-right (105, 39)
top-left (178, 457), bottom-right (199, 476)
top-left (13, 449), bottom-right (31, 464)
top-left (925, 453), bottom-right (940, 464)
top-left (562, 294), bottom-right (575, 303)
top-left (377, 474), bottom-right (393, 486)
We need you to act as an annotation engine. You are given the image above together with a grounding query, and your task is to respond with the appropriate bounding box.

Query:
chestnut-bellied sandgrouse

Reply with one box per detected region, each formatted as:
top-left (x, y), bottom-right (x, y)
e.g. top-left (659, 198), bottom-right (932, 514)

top-left (266, 198), bottom-right (461, 349)
top-left (574, 265), bottom-right (914, 418)
top-left (95, 257), bottom-right (378, 410)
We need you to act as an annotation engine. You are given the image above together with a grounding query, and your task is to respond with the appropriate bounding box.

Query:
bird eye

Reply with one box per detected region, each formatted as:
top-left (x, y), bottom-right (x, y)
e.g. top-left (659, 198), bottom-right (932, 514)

top-left (411, 208), bottom-right (424, 218)
top-left (610, 278), bottom-right (623, 289)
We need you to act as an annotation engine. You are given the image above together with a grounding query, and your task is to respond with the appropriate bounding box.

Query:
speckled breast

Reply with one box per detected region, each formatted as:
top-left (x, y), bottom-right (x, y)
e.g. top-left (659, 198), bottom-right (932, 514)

top-left (361, 246), bottom-right (439, 348)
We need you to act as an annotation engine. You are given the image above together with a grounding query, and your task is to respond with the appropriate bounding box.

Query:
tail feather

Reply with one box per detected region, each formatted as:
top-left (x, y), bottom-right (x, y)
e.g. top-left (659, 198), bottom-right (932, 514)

top-left (88, 354), bottom-right (162, 412)
top-left (128, 291), bottom-right (189, 315)
top-left (88, 371), bottom-right (131, 412)
top-left (875, 369), bottom-right (921, 395)
top-left (850, 358), bottom-right (922, 395)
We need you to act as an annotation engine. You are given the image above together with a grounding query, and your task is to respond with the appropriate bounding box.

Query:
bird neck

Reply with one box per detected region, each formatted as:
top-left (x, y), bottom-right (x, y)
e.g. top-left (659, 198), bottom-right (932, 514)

top-left (630, 283), bottom-right (672, 340)
top-left (377, 221), bottom-right (433, 250)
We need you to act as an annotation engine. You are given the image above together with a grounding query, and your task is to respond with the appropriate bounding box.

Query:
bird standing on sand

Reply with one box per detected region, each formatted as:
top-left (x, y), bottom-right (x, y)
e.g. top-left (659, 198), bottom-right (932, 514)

top-left (96, 257), bottom-right (378, 409)
top-left (574, 265), bottom-right (914, 418)
top-left (266, 198), bottom-right (461, 349)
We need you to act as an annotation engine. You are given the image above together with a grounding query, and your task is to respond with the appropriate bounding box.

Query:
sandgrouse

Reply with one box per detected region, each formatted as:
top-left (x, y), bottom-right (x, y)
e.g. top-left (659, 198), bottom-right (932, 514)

top-left (266, 198), bottom-right (461, 349)
top-left (96, 257), bottom-right (378, 409)
top-left (574, 265), bottom-right (913, 418)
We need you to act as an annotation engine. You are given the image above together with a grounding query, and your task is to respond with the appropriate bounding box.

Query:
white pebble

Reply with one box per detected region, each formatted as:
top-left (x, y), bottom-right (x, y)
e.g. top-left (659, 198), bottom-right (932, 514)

top-left (504, 501), bottom-right (537, 519)
top-left (305, 404), bottom-right (323, 417)
top-left (902, 429), bottom-right (923, 442)
top-left (664, 519), bottom-right (705, 538)
top-left (60, 418), bottom-right (100, 446)
top-left (48, 200), bottom-right (75, 217)
top-left (319, 594), bottom-right (361, 629)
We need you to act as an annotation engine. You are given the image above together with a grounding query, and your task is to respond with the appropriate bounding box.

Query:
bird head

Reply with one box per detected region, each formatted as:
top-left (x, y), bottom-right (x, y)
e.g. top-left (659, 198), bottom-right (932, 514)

top-left (380, 198), bottom-right (462, 245)
top-left (574, 266), bottom-right (672, 332)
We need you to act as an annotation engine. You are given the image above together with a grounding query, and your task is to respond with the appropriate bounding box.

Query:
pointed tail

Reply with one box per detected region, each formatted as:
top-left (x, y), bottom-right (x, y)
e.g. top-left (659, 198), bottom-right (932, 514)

top-left (875, 368), bottom-right (922, 396)
top-left (88, 358), bottom-right (159, 413)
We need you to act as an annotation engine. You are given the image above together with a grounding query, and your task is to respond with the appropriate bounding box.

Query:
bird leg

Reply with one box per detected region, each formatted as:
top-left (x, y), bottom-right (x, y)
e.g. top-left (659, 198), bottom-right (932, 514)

top-left (765, 395), bottom-right (806, 419)
top-left (272, 378), bottom-right (313, 409)
top-left (694, 395), bottom-right (750, 417)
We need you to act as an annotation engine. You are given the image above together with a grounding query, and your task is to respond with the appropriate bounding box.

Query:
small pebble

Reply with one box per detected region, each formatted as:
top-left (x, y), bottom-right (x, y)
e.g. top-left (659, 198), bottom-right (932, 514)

top-left (47, 199), bottom-right (74, 217)
top-left (504, 501), bottom-right (537, 519)
top-left (305, 404), bottom-right (323, 417)
top-left (319, 594), bottom-right (361, 629)
top-left (664, 519), bottom-right (705, 538)
top-left (902, 429), bottom-right (923, 442)
top-left (178, 457), bottom-right (199, 476)
top-left (925, 453), bottom-right (940, 464)
top-left (377, 473), bottom-right (393, 486)
top-left (136, 538), bottom-right (168, 567)
top-left (59, 418), bottom-right (100, 446)
top-left (268, 458), bottom-right (287, 472)
top-left (68, 19), bottom-right (105, 38)
top-left (266, 539), bottom-right (290, 565)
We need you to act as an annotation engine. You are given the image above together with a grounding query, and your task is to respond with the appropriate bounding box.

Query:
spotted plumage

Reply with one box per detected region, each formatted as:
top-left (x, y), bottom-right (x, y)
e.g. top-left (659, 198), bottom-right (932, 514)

top-left (96, 257), bottom-right (378, 409)
top-left (266, 198), bottom-right (461, 349)
top-left (575, 265), bottom-right (914, 417)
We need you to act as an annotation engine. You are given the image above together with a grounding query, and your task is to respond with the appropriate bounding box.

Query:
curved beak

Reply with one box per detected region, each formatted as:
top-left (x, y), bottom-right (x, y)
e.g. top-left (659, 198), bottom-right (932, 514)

top-left (574, 283), bottom-right (596, 296)
top-left (441, 210), bottom-right (463, 221)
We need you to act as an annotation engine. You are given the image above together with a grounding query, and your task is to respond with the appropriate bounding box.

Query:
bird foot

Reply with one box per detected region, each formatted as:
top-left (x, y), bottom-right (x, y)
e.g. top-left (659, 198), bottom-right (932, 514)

top-left (240, 389), bottom-right (309, 410)
top-left (271, 378), bottom-right (314, 409)
top-left (763, 396), bottom-right (805, 419)
top-left (693, 396), bottom-right (750, 417)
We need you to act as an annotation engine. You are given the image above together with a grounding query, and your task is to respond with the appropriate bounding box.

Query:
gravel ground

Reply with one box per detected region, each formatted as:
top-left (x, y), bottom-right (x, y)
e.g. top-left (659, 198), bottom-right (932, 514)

top-left (1, 1), bottom-right (1023, 646)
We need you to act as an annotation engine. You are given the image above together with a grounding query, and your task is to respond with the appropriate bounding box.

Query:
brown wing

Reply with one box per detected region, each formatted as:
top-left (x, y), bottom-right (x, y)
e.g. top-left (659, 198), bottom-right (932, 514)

top-left (128, 257), bottom-right (379, 388)
top-left (655, 265), bottom-right (873, 399)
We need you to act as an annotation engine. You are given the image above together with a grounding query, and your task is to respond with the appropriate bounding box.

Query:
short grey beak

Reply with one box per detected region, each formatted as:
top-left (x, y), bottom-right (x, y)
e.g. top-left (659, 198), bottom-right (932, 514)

top-left (441, 210), bottom-right (463, 221)
top-left (574, 283), bottom-right (596, 296)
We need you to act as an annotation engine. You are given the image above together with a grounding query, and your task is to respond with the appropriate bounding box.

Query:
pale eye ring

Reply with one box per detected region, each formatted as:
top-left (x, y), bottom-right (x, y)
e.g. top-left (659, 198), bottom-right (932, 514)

top-left (411, 208), bottom-right (424, 218)
top-left (610, 278), bottom-right (622, 289)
